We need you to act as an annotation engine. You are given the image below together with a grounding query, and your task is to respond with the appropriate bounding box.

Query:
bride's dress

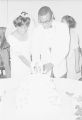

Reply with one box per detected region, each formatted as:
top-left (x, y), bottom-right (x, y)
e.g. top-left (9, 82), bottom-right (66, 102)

top-left (7, 34), bottom-right (31, 82)
top-left (0, 34), bottom-right (32, 120)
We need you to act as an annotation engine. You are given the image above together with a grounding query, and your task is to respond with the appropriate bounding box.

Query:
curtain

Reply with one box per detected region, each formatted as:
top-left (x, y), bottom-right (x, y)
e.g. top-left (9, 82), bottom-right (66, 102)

top-left (0, 0), bottom-right (8, 27)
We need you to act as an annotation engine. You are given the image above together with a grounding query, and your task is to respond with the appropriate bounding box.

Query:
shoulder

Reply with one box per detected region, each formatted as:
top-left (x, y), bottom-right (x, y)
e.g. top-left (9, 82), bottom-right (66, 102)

top-left (53, 21), bottom-right (69, 34)
top-left (54, 21), bottom-right (68, 28)
top-left (6, 30), bottom-right (15, 39)
top-left (6, 33), bottom-right (18, 47)
top-left (6, 34), bottom-right (13, 42)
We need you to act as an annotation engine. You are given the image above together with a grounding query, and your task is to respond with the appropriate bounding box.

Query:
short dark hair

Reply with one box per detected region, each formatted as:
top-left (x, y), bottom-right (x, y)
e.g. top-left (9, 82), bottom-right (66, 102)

top-left (61, 15), bottom-right (76, 28)
top-left (38, 6), bottom-right (53, 17)
top-left (13, 15), bottom-right (30, 27)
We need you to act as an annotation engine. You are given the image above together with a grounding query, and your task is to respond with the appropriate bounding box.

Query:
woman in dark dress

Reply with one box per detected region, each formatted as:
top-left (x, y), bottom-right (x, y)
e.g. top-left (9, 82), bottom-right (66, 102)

top-left (0, 27), bottom-right (11, 78)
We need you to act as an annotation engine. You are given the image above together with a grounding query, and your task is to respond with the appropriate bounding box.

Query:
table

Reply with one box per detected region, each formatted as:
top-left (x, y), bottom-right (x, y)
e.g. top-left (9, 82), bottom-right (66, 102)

top-left (0, 74), bottom-right (82, 120)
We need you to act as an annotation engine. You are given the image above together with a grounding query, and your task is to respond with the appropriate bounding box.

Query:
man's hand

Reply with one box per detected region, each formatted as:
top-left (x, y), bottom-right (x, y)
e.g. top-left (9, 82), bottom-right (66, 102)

top-left (43, 63), bottom-right (54, 74)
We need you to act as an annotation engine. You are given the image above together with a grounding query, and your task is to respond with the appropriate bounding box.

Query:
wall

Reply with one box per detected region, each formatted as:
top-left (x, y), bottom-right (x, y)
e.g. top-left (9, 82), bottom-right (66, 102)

top-left (6, 0), bottom-right (82, 42)
top-left (0, 0), bottom-right (82, 43)
top-left (0, 0), bottom-right (82, 42)
top-left (0, 0), bottom-right (8, 27)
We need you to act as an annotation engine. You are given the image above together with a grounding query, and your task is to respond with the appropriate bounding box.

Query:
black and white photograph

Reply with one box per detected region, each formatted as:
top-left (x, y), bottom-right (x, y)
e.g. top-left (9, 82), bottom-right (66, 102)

top-left (0, 0), bottom-right (82, 119)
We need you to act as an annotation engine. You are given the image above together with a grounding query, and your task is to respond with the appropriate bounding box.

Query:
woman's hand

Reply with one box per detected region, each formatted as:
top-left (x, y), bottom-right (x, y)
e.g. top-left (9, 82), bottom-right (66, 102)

top-left (31, 62), bottom-right (42, 74)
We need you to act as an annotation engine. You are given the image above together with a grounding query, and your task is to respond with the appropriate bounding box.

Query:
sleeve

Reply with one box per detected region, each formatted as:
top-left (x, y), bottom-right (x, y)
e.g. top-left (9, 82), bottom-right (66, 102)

top-left (6, 35), bottom-right (21, 56)
top-left (51, 23), bottom-right (70, 66)
top-left (70, 29), bottom-right (79, 50)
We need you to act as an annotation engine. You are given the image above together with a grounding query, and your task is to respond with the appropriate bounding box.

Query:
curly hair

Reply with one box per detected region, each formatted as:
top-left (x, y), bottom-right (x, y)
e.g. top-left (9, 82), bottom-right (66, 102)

top-left (13, 13), bottom-right (30, 27)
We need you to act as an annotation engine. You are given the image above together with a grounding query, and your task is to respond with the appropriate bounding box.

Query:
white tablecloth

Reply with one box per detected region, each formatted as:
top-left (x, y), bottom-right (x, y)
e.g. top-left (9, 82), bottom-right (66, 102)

top-left (0, 74), bottom-right (82, 120)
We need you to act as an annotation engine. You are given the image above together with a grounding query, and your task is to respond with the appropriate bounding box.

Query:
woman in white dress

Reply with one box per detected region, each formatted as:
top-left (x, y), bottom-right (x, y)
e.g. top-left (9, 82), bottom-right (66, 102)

top-left (0, 12), bottom-right (34, 120)
top-left (7, 12), bottom-right (32, 82)
top-left (61, 15), bottom-right (80, 80)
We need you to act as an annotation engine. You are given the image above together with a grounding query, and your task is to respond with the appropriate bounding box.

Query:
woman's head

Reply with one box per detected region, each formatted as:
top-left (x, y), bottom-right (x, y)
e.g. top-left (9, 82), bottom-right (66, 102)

top-left (13, 12), bottom-right (31, 31)
top-left (61, 15), bottom-right (76, 29)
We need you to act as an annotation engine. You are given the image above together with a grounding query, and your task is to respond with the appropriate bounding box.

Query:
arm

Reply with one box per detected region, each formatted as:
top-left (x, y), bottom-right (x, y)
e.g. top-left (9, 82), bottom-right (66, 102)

top-left (7, 35), bottom-right (32, 73)
top-left (51, 24), bottom-right (70, 66)
top-left (19, 55), bottom-right (31, 68)
top-left (73, 32), bottom-right (80, 73)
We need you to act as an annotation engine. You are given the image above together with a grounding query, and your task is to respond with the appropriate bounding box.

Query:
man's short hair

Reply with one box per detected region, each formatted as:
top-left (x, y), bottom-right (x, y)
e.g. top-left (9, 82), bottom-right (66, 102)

top-left (38, 6), bottom-right (53, 17)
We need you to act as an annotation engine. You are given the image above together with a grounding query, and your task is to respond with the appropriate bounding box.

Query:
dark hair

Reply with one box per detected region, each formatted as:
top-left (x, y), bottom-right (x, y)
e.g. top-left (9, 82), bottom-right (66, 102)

top-left (38, 6), bottom-right (54, 19)
top-left (13, 15), bottom-right (30, 27)
top-left (61, 15), bottom-right (76, 28)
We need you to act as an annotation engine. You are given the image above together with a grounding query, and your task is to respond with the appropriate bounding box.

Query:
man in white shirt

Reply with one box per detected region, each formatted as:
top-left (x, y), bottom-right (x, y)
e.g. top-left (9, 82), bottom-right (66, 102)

top-left (31, 6), bottom-right (70, 78)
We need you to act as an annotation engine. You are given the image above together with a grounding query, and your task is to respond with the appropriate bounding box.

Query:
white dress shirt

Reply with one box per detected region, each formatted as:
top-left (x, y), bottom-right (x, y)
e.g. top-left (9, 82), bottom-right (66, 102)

top-left (31, 20), bottom-right (70, 77)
